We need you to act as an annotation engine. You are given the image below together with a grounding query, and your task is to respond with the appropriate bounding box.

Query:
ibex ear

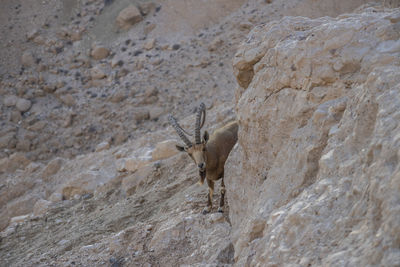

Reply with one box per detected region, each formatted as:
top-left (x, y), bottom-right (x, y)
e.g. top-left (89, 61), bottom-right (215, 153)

top-left (176, 145), bottom-right (186, 152)
top-left (203, 131), bottom-right (209, 143)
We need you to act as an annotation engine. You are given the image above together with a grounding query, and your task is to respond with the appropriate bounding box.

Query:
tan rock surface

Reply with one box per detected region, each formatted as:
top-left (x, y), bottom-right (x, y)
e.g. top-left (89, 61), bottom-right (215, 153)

top-left (152, 139), bottom-right (179, 161)
top-left (116, 5), bottom-right (143, 30)
top-left (229, 7), bottom-right (400, 266)
top-left (90, 45), bottom-right (110, 60)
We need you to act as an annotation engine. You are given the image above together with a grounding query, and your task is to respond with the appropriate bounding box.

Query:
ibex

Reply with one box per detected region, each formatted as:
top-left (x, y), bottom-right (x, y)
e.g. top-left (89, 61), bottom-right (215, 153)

top-left (169, 103), bottom-right (238, 214)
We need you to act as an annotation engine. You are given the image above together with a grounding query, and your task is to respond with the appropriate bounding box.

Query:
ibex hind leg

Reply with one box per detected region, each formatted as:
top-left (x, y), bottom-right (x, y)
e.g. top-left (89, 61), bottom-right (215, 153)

top-left (203, 179), bottom-right (214, 214)
top-left (218, 178), bottom-right (225, 213)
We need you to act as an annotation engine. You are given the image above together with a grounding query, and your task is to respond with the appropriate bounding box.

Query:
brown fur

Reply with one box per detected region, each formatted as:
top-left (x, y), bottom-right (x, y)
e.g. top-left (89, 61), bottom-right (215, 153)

top-left (176, 121), bottom-right (238, 213)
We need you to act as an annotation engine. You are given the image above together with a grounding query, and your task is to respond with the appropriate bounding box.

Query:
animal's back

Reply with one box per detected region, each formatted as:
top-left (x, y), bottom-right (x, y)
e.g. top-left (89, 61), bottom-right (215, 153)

top-left (210, 121), bottom-right (238, 160)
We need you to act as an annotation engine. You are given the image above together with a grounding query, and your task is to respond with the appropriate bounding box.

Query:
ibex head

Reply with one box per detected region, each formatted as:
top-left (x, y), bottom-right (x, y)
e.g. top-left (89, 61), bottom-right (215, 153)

top-left (169, 103), bottom-right (208, 184)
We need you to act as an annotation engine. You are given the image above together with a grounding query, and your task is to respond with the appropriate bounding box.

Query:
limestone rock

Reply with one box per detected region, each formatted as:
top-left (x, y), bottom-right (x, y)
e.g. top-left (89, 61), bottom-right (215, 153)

top-left (116, 5), bottom-right (143, 30)
top-left (109, 91), bottom-right (126, 103)
top-left (61, 171), bottom-right (104, 200)
top-left (121, 164), bottom-right (153, 195)
top-left (16, 139), bottom-right (31, 152)
top-left (143, 38), bottom-right (156, 50)
top-left (28, 121), bottom-right (47, 131)
top-left (95, 141), bottom-right (110, 152)
top-left (21, 51), bottom-right (35, 67)
top-left (6, 195), bottom-right (40, 224)
top-left (152, 140), bottom-right (179, 161)
top-left (138, 2), bottom-right (156, 15)
top-left (7, 153), bottom-right (31, 173)
top-left (48, 192), bottom-right (63, 202)
top-left (110, 58), bottom-right (124, 68)
top-left (33, 199), bottom-right (51, 216)
top-left (90, 66), bottom-right (106, 80)
top-left (16, 98), bottom-right (32, 112)
top-left (10, 214), bottom-right (30, 224)
top-left (42, 158), bottom-right (64, 181)
top-left (124, 158), bottom-right (150, 173)
top-left (208, 37), bottom-right (224, 52)
top-left (26, 29), bottom-right (39, 41)
top-left (149, 106), bottom-right (164, 120)
top-left (3, 95), bottom-right (18, 107)
top-left (229, 8), bottom-right (400, 267)
top-left (59, 94), bottom-right (76, 106)
top-left (134, 109), bottom-right (150, 123)
top-left (91, 45), bottom-right (110, 60)
top-left (0, 132), bottom-right (16, 150)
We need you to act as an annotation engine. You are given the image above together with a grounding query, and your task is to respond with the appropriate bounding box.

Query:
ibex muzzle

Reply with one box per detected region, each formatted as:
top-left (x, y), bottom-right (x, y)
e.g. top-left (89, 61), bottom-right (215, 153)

top-left (169, 103), bottom-right (238, 214)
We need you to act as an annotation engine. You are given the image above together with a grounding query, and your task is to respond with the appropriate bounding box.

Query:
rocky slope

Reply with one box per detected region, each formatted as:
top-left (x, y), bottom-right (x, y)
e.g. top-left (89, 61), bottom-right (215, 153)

top-left (230, 5), bottom-right (400, 266)
top-left (1, 0), bottom-right (400, 266)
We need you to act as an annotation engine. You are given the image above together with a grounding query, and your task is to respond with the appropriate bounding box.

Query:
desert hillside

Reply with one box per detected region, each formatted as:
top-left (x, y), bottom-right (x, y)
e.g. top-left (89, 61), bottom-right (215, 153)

top-left (1, 0), bottom-right (399, 266)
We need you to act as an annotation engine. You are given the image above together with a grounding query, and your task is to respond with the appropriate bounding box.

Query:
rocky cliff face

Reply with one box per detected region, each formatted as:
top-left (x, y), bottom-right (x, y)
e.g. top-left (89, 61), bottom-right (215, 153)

top-left (229, 6), bottom-right (400, 266)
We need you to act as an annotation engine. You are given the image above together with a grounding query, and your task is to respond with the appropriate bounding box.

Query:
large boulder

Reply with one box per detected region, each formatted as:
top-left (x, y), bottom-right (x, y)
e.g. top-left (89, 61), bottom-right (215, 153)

top-left (228, 7), bottom-right (400, 266)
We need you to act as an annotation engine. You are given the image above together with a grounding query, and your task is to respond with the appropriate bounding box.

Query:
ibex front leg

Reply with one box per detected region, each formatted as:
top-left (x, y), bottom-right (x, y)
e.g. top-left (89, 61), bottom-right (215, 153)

top-left (218, 178), bottom-right (225, 213)
top-left (203, 179), bottom-right (214, 214)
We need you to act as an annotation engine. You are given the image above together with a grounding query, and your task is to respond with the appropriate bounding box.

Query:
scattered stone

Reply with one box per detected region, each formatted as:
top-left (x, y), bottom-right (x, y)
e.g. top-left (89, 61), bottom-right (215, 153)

top-left (239, 23), bottom-right (253, 31)
top-left (111, 58), bottom-right (124, 68)
top-left (91, 45), bottom-right (110, 60)
top-left (90, 66), bottom-right (106, 80)
top-left (49, 192), bottom-right (63, 202)
top-left (116, 5), bottom-right (143, 30)
top-left (43, 83), bottom-right (57, 93)
top-left (172, 44), bottom-right (180, 50)
top-left (10, 214), bottom-right (30, 224)
top-left (116, 159), bottom-right (127, 172)
top-left (117, 68), bottom-right (129, 78)
top-left (70, 29), bottom-right (83, 41)
top-left (208, 37), bottom-right (224, 51)
top-left (110, 91), bottom-right (126, 103)
top-left (26, 29), bottom-right (39, 41)
top-left (138, 2), bottom-right (156, 15)
top-left (60, 94), bottom-right (76, 106)
top-left (149, 106), bottom-right (164, 120)
top-left (95, 141), bottom-right (110, 152)
top-left (144, 23), bottom-right (156, 34)
top-left (16, 98), bottom-right (32, 112)
top-left (143, 38), bottom-right (156, 50)
top-left (3, 95), bottom-right (18, 107)
top-left (134, 109), bottom-right (150, 123)
top-left (113, 131), bottom-right (129, 146)
top-left (33, 199), bottom-right (51, 216)
top-left (21, 51), bottom-right (35, 67)
top-left (150, 58), bottom-right (163, 66)
top-left (8, 153), bottom-right (31, 172)
top-left (33, 35), bottom-right (45, 45)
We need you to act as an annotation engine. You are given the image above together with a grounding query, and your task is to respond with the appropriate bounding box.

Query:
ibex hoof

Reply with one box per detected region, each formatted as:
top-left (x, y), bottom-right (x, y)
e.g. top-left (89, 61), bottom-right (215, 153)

top-left (217, 207), bottom-right (224, 213)
top-left (202, 207), bottom-right (211, 214)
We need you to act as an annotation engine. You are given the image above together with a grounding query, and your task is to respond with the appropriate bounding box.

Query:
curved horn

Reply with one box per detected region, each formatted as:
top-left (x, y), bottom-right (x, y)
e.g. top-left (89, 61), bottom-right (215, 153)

top-left (169, 115), bottom-right (192, 147)
top-left (195, 103), bottom-right (206, 144)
